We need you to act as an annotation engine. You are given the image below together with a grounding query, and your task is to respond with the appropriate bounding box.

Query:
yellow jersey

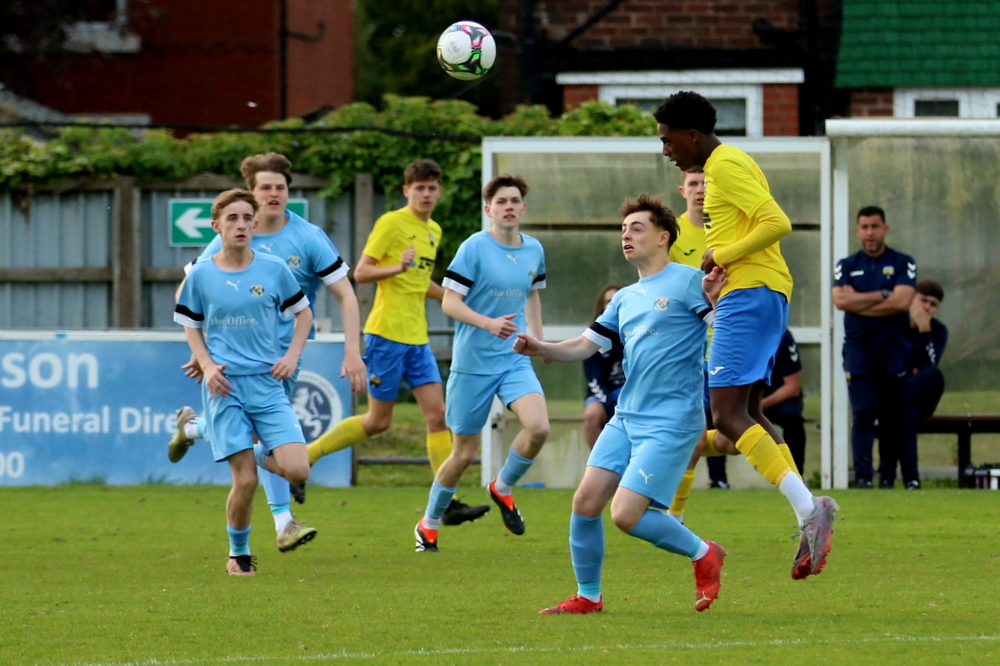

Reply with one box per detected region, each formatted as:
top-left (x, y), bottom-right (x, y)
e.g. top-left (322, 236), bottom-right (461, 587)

top-left (362, 206), bottom-right (442, 345)
top-left (669, 212), bottom-right (707, 268)
top-left (703, 144), bottom-right (793, 300)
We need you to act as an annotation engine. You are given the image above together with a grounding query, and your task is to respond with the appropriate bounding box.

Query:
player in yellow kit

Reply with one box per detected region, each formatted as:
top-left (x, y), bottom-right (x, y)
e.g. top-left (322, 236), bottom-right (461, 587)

top-left (303, 159), bottom-right (488, 525)
top-left (655, 92), bottom-right (837, 579)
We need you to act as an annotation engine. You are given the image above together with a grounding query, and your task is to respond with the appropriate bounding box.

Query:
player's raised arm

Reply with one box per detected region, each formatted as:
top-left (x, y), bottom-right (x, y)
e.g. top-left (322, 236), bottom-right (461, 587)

top-left (513, 332), bottom-right (599, 362)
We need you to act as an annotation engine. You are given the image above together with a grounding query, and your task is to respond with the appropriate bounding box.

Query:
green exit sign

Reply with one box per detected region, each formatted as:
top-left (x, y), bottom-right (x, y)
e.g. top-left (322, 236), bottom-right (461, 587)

top-left (168, 199), bottom-right (309, 247)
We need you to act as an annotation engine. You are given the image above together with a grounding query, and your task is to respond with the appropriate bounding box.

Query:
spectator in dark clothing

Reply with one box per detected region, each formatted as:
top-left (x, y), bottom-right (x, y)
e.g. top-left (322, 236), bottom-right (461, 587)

top-left (582, 285), bottom-right (625, 449)
top-left (891, 279), bottom-right (948, 490)
top-left (832, 206), bottom-right (917, 489)
top-left (762, 329), bottom-right (807, 474)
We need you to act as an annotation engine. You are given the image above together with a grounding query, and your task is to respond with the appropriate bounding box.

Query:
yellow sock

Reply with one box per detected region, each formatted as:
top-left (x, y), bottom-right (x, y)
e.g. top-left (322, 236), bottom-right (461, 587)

top-left (307, 415), bottom-right (367, 465)
top-left (702, 429), bottom-right (725, 457)
top-left (668, 468), bottom-right (696, 517)
top-left (777, 442), bottom-right (802, 480)
top-left (426, 429), bottom-right (453, 477)
top-left (734, 423), bottom-right (793, 487)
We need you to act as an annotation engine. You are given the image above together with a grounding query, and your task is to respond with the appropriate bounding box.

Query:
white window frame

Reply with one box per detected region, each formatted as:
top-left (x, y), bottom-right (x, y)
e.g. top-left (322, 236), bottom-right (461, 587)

top-left (65, 0), bottom-right (139, 54)
top-left (894, 88), bottom-right (1000, 118)
top-left (556, 69), bottom-right (805, 138)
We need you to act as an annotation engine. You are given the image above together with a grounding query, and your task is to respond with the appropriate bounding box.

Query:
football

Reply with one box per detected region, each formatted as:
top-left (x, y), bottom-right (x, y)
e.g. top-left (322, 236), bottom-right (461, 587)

top-left (436, 20), bottom-right (497, 81)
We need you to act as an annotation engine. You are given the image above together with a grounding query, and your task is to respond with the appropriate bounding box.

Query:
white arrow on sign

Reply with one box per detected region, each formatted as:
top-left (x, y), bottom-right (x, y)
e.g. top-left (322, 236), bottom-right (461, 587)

top-left (176, 208), bottom-right (214, 238)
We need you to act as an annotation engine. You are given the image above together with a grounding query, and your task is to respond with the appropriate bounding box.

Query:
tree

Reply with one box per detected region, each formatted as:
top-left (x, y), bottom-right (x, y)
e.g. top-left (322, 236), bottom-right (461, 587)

top-left (354, 0), bottom-right (502, 117)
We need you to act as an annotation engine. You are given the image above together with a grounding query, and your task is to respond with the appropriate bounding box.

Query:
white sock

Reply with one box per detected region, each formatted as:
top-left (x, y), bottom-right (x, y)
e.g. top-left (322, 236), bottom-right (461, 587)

top-left (779, 474), bottom-right (817, 525)
top-left (668, 512), bottom-right (685, 524)
top-left (183, 421), bottom-right (200, 440)
top-left (273, 511), bottom-right (293, 533)
top-left (422, 515), bottom-right (441, 530)
top-left (493, 477), bottom-right (513, 495)
top-left (580, 592), bottom-right (601, 603)
top-left (691, 539), bottom-right (710, 561)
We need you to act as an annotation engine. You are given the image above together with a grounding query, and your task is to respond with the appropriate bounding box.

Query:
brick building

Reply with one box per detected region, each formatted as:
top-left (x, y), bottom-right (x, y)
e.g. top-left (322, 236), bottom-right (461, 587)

top-left (5, 0), bottom-right (353, 126)
top-left (497, 0), bottom-right (848, 136)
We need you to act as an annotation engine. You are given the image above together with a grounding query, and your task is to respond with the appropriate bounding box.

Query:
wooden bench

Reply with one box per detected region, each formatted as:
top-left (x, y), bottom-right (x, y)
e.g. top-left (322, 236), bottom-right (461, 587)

top-left (917, 415), bottom-right (1000, 488)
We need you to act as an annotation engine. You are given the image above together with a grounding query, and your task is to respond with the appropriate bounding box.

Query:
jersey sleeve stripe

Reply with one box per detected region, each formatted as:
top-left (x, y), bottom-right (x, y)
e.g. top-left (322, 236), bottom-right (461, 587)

top-left (173, 306), bottom-right (202, 329)
top-left (280, 291), bottom-right (309, 315)
top-left (443, 271), bottom-right (473, 296)
top-left (699, 308), bottom-right (715, 327)
top-left (584, 323), bottom-right (617, 352)
top-left (531, 272), bottom-right (546, 285)
top-left (174, 303), bottom-right (203, 322)
top-left (318, 258), bottom-right (350, 285)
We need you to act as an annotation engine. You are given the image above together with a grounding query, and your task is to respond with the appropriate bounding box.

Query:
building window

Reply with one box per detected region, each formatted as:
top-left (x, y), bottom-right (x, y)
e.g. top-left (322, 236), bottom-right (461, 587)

top-left (895, 88), bottom-right (1000, 118)
top-left (63, 0), bottom-right (139, 53)
top-left (555, 69), bottom-right (804, 139)
top-left (914, 99), bottom-right (959, 117)
top-left (616, 96), bottom-right (748, 135)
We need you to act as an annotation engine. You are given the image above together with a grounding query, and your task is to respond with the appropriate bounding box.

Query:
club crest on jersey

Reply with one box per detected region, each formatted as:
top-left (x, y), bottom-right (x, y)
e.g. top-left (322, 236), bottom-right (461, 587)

top-left (287, 255), bottom-right (301, 268)
top-left (654, 296), bottom-right (669, 311)
top-left (250, 284), bottom-right (264, 297)
top-left (882, 266), bottom-right (895, 276)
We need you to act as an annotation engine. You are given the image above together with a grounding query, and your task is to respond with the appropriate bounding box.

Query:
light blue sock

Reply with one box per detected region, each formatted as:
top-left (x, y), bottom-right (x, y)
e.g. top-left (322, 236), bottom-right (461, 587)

top-left (499, 449), bottom-right (534, 488)
top-left (426, 480), bottom-right (457, 521)
top-left (197, 417), bottom-right (207, 439)
top-left (259, 468), bottom-right (292, 511)
top-left (227, 524), bottom-right (251, 556)
top-left (570, 512), bottom-right (604, 600)
top-left (628, 508), bottom-right (701, 558)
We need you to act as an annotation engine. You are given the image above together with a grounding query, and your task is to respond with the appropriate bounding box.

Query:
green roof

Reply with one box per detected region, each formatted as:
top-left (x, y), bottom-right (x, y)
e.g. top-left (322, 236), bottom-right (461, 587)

top-left (836, 1), bottom-right (1000, 88)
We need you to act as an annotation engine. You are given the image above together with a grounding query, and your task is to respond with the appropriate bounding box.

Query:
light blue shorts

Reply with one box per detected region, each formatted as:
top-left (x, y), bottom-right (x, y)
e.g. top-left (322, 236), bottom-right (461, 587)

top-left (587, 414), bottom-right (701, 508)
top-left (202, 373), bottom-right (305, 462)
top-left (446, 363), bottom-right (544, 435)
top-left (363, 334), bottom-right (442, 402)
top-left (708, 287), bottom-right (788, 388)
top-left (282, 368), bottom-right (300, 401)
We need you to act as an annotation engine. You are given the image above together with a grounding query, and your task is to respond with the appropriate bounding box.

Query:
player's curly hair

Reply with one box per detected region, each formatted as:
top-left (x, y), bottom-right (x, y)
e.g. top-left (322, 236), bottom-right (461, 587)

top-left (619, 193), bottom-right (679, 249)
top-left (653, 91), bottom-right (717, 135)
top-left (240, 152), bottom-right (293, 189)
top-left (211, 189), bottom-right (259, 220)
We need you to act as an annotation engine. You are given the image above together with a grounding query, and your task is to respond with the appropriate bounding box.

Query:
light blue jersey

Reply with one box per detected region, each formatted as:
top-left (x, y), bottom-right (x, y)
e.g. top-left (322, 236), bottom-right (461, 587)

top-left (583, 262), bottom-right (710, 429)
top-left (193, 209), bottom-right (347, 349)
top-left (442, 230), bottom-right (546, 374)
top-left (175, 252), bottom-right (310, 375)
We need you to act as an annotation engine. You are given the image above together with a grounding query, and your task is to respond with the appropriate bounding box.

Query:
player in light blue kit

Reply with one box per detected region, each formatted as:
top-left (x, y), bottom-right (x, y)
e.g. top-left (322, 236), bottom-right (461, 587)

top-left (414, 174), bottom-right (550, 552)
top-left (169, 153), bottom-right (366, 554)
top-left (174, 189), bottom-right (314, 576)
top-left (513, 193), bottom-right (727, 615)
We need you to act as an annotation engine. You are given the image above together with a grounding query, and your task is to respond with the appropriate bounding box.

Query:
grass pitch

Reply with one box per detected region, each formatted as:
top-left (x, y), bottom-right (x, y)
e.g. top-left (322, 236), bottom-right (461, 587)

top-left (3, 485), bottom-right (999, 666)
